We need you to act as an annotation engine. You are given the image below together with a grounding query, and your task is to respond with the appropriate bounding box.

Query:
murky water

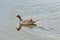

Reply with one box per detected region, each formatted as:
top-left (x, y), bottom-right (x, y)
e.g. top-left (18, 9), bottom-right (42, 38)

top-left (0, 0), bottom-right (60, 40)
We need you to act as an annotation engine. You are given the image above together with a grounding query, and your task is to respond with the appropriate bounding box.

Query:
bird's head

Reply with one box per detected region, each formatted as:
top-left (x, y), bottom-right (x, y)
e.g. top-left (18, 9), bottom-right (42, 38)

top-left (16, 15), bottom-right (20, 18)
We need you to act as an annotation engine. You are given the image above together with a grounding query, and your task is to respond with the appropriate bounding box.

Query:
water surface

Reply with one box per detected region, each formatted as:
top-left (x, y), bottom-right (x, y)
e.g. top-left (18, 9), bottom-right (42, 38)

top-left (0, 0), bottom-right (60, 40)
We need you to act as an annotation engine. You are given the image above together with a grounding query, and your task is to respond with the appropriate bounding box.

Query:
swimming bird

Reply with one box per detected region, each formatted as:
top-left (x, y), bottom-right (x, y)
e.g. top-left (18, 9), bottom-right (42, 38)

top-left (16, 15), bottom-right (37, 31)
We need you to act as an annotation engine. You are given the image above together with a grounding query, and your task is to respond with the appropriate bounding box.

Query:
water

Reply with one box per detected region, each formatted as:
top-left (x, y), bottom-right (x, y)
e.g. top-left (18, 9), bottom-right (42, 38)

top-left (0, 0), bottom-right (60, 40)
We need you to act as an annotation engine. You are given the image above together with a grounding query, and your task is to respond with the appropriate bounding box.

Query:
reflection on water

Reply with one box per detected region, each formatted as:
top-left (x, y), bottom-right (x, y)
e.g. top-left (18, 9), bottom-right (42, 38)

top-left (0, 0), bottom-right (60, 40)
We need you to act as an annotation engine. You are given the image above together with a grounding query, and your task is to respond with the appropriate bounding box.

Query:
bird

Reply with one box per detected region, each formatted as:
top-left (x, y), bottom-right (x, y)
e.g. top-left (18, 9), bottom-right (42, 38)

top-left (16, 15), bottom-right (37, 31)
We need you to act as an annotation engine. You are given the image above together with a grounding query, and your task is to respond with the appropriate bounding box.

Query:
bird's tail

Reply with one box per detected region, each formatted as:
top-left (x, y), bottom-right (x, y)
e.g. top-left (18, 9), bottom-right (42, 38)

top-left (34, 19), bottom-right (40, 22)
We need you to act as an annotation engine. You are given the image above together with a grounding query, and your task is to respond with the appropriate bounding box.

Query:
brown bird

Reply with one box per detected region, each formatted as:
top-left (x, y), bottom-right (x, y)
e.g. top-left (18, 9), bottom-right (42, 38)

top-left (16, 15), bottom-right (37, 31)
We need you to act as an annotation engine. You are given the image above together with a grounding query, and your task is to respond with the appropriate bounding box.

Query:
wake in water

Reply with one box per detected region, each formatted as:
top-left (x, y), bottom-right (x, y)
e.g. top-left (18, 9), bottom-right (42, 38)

top-left (38, 27), bottom-right (50, 31)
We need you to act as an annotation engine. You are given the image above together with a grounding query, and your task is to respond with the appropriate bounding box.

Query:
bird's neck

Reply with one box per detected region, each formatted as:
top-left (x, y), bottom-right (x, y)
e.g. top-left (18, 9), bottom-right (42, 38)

top-left (19, 17), bottom-right (22, 21)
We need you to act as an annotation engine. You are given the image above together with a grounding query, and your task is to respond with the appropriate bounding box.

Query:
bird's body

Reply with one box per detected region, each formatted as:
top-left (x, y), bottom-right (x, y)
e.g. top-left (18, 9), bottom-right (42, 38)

top-left (20, 18), bottom-right (35, 25)
top-left (16, 15), bottom-right (37, 31)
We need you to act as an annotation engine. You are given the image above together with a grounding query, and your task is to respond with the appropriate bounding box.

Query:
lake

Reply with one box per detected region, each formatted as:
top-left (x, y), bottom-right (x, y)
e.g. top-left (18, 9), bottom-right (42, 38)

top-left (0, 0), bottom-right (60, 40)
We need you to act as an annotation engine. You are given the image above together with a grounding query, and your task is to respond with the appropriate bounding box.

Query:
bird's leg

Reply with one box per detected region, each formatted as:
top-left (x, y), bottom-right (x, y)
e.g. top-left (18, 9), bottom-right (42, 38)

top-left (30, 24), bottom-right (37, 26)
top-left (28, 24), bottom-right (37, 28)
top-left (16, 24), bottom-right (22, 31)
